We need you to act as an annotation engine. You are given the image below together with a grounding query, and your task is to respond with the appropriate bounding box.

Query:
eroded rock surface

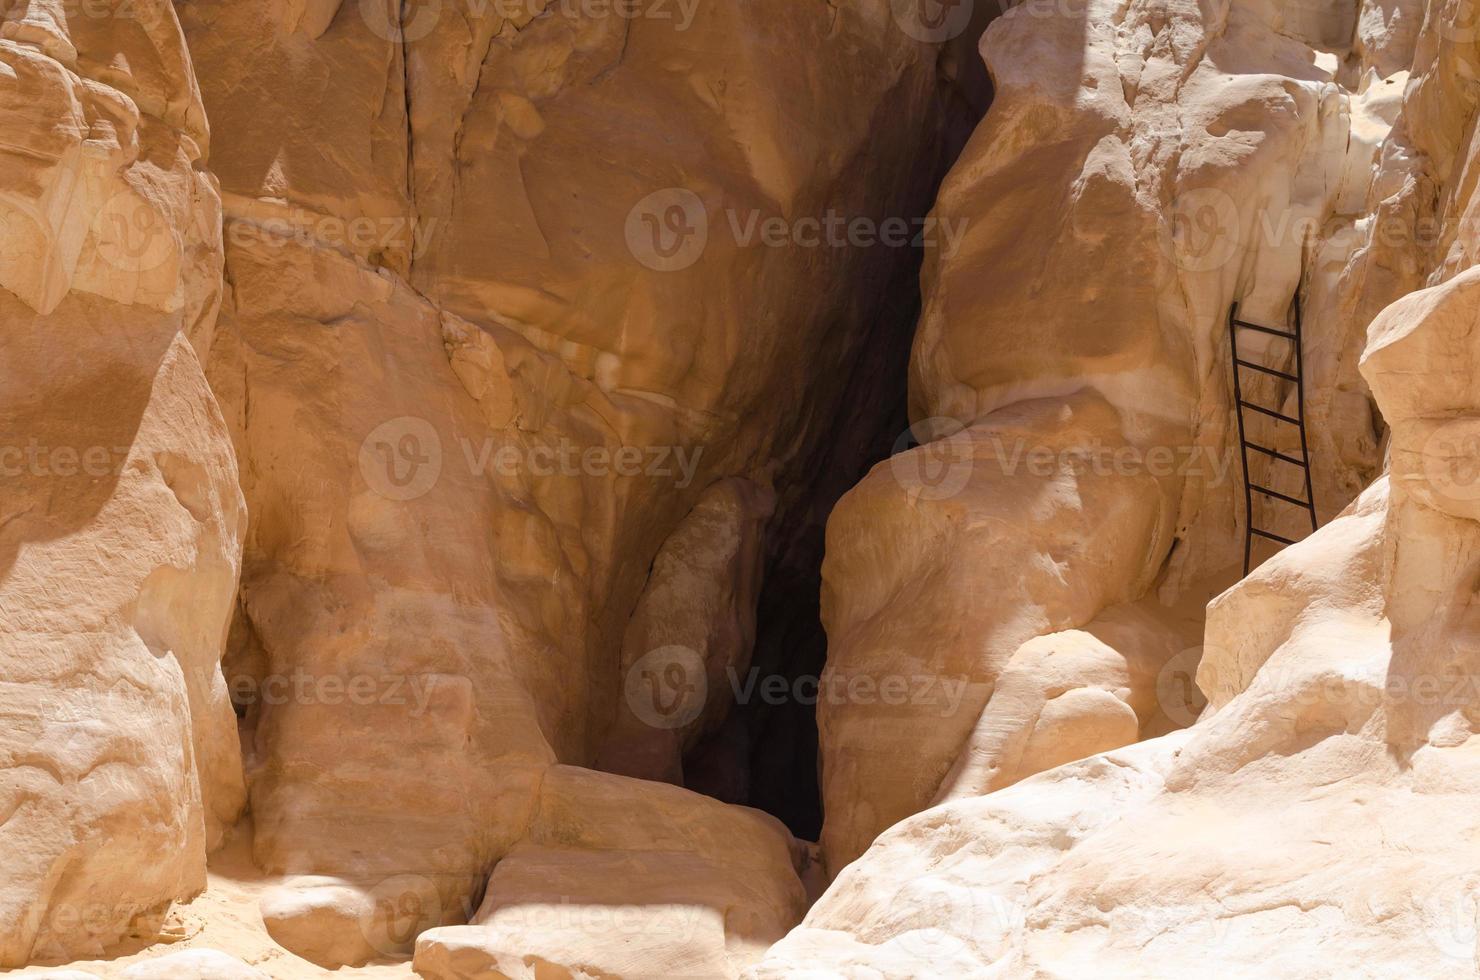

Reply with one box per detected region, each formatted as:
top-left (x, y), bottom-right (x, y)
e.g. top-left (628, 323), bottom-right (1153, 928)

top-left (815, 0), bottom-right (1429, 874)
top-left (0, 0), bottom-right (244, 965)
top-left (752, 0), bottom-right (1480, 970)
top-left (414, 766), bottom-right (806, 979)
top-left (179, 0), bottom-right (979, 962)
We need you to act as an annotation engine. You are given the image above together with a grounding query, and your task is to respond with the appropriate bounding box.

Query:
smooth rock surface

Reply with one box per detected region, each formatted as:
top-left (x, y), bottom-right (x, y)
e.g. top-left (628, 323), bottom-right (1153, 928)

top-left (814, 0), bottom-right (1426, 875)
top-left (0, 0), bottom-right (245, 965)
top-left (414, 766), bottom-right (806, 980)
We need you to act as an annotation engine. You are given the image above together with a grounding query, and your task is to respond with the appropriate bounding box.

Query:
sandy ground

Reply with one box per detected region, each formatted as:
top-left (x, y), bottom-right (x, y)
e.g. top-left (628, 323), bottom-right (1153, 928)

top-left (3, 824), bottom-right (417, 979)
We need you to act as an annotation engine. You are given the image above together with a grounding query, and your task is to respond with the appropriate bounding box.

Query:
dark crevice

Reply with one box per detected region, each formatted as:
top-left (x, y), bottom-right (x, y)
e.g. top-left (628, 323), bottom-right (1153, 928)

top-left (682, 31), bottom-right (1000, 840)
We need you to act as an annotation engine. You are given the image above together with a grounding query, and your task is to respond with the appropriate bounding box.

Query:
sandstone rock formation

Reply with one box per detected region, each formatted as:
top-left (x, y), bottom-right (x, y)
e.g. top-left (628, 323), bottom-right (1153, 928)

top-left (179, 0), bottom-right (979, 963)
top-left (10, 0), bottom-right (1480, 975)
top-left (814, 0), bottom-right (1429, 874)
top-left (0, 0), bottom-right (985, 973)
top-left (0, 0), bottom-right (245, 965)
top-left (752, 265), bottom-right (1480, 973)
top-left (750, 0), bottom-right (1480, 973)
top-left (413, 766), bottom-right (806, 979)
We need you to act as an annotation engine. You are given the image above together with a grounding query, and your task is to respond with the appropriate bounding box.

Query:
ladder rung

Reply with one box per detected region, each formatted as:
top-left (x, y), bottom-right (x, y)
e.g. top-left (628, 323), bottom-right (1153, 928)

top-left (1250, 484), bottom-right (1312, 508)
top-left (1235, 358), bottom-right (1299, 382)
top-left (1245, 443), bottom-right (1307, 467)
top-left (1250, 528), bottom-right (1299, 546)
top-left (1233, 319), bottom-right (1298, 340)
top-left (1238, 400), bottom-right (1302, 425)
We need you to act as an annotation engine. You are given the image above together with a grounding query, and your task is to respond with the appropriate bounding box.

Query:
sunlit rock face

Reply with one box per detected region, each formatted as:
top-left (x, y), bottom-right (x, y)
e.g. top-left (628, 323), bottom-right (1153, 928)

top-left (0, 0), bottom-right (244, 965)
top-left (750, 264), bottom-right (1480, 975)
top-left (813, 0), bottom-right (1431, 875)
top-left (11, 0), bottom-right (1480, 974)
top-left (168, 0), bottom-right (981, 966)
top-left (749, 0), bottom-right (1480, 974)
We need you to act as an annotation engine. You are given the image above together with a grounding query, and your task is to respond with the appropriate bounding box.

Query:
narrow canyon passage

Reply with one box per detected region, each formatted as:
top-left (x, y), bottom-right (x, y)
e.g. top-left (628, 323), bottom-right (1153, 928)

top-left (683, 56), bottom-right (995, 841)
top-left (8, 0), bottom-right (1480, 978)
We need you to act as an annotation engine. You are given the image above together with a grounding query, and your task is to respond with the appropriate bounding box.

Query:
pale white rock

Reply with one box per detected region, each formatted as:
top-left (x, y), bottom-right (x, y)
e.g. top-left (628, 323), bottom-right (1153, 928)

top-left (814, 0), bottom-right (1423, 876)
top-left (0, 0), bottom-right (244, 966)
top-left (751, 127), bottom-right (1480, 973)
top-left (172, 0), bottom-right (979, 963)
top-left (414, 766), bottom-right (806, 980)
top-left (118, 949), bottom-right (269, 980)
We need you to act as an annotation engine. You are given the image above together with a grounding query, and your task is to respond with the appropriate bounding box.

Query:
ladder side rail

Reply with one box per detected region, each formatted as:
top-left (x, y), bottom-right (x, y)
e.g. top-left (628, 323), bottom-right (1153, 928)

top-left (1292, 294), bottom-right (1318, 533)
top-left (1230, 303), bottom-right (1257, 576)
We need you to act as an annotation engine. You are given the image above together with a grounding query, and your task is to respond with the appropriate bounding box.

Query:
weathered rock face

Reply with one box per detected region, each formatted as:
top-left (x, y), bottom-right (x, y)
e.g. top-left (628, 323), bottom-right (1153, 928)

top-left (751, 1), bottom-right (1480, 974)
top-left (751, 265), bottom-right (1480, 973)
top-left (2, 0), bottom-right (984, 972)
top-left (814, 0), bottom-right (1428, 874)
top-left (179, 0), bottom-right (979, 966)
top-left (14, 0), bottom-right (1480, 974)
top-left (414, 766), bottom-right (806, 979)
top-left (0, 0), bottom-right (245, 965)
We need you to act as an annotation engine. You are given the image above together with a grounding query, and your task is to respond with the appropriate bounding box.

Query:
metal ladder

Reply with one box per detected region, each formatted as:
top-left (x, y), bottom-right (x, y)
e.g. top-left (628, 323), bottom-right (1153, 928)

top-left (1229, 299), bottom-right (1318, 575)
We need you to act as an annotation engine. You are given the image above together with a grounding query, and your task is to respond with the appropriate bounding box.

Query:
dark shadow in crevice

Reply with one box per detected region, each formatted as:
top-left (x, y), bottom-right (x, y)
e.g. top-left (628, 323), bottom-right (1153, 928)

top-left (683, 27), bottom-right (1001, 840)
